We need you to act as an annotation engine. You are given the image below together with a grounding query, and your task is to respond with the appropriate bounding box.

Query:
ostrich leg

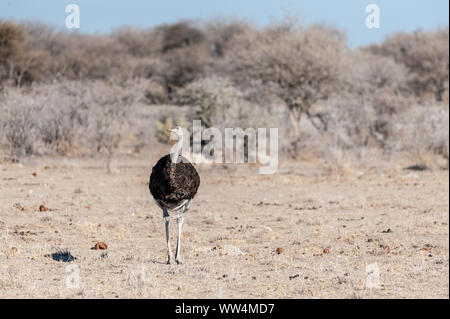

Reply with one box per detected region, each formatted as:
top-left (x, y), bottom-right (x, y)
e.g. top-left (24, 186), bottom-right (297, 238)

top-left (163, 207), bottom-right (172, 264)
top-left (175, 209), bottom-right (185, 265)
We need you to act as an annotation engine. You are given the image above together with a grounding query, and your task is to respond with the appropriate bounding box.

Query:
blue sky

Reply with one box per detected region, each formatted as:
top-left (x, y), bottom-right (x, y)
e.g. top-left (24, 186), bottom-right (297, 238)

top-left (0, 0), bottom-right (448, 47)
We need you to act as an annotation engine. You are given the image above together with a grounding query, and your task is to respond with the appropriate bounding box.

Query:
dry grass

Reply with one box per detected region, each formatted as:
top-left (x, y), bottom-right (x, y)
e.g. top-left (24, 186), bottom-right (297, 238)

top-left (0, 146), bottom-right (448, 298)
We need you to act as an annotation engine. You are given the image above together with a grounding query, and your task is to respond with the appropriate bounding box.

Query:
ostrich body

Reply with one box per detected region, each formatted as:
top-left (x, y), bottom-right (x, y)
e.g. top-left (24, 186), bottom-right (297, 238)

top-left (149, 127), bottom-right (200, 264)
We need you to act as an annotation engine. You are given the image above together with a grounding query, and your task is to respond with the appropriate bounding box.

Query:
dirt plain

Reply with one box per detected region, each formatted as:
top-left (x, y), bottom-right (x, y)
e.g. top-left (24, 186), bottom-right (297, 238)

top-left (0, 146), bottom-right (448, 299)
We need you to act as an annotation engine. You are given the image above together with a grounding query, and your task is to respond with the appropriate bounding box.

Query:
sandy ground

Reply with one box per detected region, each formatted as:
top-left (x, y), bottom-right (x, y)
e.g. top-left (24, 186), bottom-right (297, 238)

top-left (0, 147), bottom-right (448, 299)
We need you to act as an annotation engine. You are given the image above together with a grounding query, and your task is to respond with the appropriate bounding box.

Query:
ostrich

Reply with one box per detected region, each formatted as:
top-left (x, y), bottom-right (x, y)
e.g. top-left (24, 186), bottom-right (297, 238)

top-left (149, 126), bottom-right (200, 264)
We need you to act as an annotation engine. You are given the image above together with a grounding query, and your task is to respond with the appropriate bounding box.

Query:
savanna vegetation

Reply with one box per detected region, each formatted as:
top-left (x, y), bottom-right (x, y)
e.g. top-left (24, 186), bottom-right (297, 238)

top-left (0, 19), bottom-right (448, 168)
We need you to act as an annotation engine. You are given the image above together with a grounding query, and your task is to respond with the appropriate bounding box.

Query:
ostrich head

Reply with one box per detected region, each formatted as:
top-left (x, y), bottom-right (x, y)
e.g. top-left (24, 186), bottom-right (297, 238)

top-left (168, 126), bottom-right (183, 139)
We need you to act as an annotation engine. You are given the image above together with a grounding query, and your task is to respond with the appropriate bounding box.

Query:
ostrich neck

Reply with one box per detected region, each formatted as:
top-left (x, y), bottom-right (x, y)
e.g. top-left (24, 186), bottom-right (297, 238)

top-left (175, 134), bottom-right (183, 154)
top-left (170, 133), bottom-right (183, 163)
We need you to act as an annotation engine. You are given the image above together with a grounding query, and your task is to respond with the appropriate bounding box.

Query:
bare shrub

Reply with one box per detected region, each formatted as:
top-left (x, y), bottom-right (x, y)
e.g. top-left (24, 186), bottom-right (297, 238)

top-left (20, 24), bottom-right (129, 82)
top-left (321, 96), bottom-right (449, 165)
top-left (322, 95), bottom-right (375, 150)
top-left (0, 83), bottom-right (77, 157)
top-left (0, 80), bottom-right (135, 166)
top-left (205, 20), bottom-right (253, 57)
top-left (174, 76), bottom-right (287, 162)
top-left (113, 27), bottom-right (163, 57)
top-left (159, 21), bottom-right (205, 53)
top-left (388, 105), bottom-right (449, 163)
top-left (175, 76), bottom-right (280, 129)
top-left (344, 51), bottom-right (409, 100)
top-left (367, 29), bottom-right (449, 102)
top-left (63, 80), bottom-right (133, 172)
top-left (0, 98), bottom-right (37, 158)
top-left (87, 100), bottom-right (127, 173)
top-left (58, 34), bottom-right (125, 80)
top-left (174, 76), bottom-right (242, 128)
top-left (155, 44), bottom-right (214, 94)
top-left (320, 51), bottom-right (412, 150)
top-left (143, 81), bottom-right (168, 104)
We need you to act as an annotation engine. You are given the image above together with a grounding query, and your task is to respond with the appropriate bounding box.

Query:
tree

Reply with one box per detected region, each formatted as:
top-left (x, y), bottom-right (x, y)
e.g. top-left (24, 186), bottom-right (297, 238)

top-left (228, 24), bottom-right (347, 136)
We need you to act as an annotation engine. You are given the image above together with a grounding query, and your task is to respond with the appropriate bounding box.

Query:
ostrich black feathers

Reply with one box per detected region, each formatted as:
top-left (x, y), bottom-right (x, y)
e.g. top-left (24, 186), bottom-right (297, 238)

top-left (149, 154), bottom-right (200, 207)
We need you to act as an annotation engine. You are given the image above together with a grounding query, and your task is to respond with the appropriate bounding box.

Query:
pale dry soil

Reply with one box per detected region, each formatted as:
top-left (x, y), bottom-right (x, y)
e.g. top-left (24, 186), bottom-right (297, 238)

top-left (0, 148), bottom-right (448, 298)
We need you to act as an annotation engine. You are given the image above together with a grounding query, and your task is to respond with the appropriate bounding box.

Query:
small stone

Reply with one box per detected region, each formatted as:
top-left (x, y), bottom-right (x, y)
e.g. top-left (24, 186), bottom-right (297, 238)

top-left (14, 203), bottom-right (26, 211)
top-left (289, 274), bottom-right (299, 280)
top-left (93, 242), bottom-right (108, 250)
top-left (276, 247), bottom-right (284, 254)
top-left (323, 248), bottom-right (330, 254)
top-left (39, 205), bottom-right (48, 212)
